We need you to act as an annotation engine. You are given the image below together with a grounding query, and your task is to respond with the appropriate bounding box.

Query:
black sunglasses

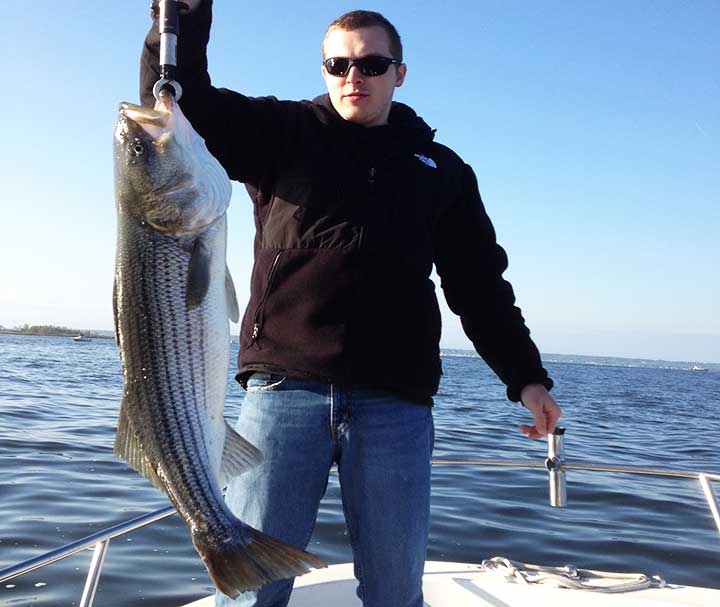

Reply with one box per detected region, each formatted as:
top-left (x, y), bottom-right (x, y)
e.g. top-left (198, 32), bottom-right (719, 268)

top-left (323, 55), bottom-right (401, 77)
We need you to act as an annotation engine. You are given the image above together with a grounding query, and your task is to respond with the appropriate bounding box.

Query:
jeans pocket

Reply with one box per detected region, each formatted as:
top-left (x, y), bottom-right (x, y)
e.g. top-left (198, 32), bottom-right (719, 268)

top-left (245, 372), bottom-right (287, 392)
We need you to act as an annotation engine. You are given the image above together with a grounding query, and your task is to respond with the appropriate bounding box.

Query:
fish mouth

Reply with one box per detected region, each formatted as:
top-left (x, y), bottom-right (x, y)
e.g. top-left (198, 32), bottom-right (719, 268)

top-left (119, 90), bottom-right (175, 124)
top-left (118, 101), bottom-right (173, 140)
top-left (119, 102), bottom-right (168, 125)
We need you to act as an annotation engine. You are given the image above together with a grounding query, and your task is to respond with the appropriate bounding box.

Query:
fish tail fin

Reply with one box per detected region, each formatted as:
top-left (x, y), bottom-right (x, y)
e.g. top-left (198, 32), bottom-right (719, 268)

top-left (195, 525), bottom-right (326, 598)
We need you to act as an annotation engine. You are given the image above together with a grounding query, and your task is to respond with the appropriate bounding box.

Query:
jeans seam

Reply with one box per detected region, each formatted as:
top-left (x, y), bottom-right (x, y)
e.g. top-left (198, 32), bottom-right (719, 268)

top-left (340, 482), bottom-right (366, 602)
top-left (330, 382), bottom-right (335, 440)
top-left (298, 383), bottom-right (333, 552)
top-left (340, 392), bottom-right (367, 602)
top-left (298, 467), bottom-right (331, 552)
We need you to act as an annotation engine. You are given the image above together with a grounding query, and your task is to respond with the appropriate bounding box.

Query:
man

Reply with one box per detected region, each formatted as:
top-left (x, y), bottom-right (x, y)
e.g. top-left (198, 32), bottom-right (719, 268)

top-left (141, 2), bottom-right (561, 606)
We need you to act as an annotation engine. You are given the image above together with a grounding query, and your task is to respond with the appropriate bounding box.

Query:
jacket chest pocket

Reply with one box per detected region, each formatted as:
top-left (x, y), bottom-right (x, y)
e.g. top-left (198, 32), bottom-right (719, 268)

top-left (266, 173), bottom-right (361, 250)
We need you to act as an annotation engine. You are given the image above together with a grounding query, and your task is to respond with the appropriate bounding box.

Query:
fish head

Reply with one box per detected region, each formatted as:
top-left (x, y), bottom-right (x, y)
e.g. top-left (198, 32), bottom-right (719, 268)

top-left (113, 92), bottom-right (231, 234)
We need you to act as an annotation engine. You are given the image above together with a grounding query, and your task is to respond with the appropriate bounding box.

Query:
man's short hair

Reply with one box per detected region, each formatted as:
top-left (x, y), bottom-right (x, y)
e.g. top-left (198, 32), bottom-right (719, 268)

top-left (323, 10), bottom-right (403, 63)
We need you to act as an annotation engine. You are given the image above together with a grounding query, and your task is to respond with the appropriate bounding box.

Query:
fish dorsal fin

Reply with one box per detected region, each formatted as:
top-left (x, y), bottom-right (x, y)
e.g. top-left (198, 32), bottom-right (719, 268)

top-left (114, 395), bottom-right (166, 493)
top-left (225, 266), bottom-right (240, 323)
top-left (186, 237), bottom-right (212, 309)
top-left (219, 421), bottom-right (264, 487)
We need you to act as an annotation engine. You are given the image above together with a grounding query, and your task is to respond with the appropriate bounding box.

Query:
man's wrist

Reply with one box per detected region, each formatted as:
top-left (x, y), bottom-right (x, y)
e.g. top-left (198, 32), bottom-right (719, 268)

top-left (520, 382), bottom-right (549, 404)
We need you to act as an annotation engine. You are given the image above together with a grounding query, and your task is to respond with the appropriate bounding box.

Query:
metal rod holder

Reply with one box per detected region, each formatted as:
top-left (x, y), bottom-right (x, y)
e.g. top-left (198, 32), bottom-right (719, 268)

top-left (546, 427), bottom-right (567, 507)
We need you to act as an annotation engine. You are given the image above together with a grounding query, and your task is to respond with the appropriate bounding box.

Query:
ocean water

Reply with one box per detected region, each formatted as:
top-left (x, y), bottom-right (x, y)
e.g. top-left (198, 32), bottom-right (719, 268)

top-left (0, 333), bottom-right (718, 606)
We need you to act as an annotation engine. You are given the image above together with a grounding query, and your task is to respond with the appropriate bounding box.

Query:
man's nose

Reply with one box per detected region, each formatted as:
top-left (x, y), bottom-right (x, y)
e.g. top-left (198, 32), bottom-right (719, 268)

top-left (345, 65), bottom-right (365, 84)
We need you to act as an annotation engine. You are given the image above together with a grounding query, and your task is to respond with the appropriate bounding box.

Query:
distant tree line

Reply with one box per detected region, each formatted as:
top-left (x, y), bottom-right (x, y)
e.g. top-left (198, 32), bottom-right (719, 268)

top-left (0, 324), bottom-right (100, 338)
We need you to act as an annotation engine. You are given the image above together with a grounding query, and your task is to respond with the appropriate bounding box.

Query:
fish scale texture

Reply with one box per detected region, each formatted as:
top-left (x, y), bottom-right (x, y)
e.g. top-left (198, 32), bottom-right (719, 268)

top-left (115, 217), bottom-right (231, 535)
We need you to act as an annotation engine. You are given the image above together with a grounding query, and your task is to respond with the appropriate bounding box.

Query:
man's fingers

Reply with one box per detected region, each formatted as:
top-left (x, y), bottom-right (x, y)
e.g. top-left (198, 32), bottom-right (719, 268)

top-left (545, 409), bottom-right (560, 434)
top-left (548, 412), bottom-right (560, 433)
top-left (546, 403), bottom-right (562, 434)
top-left (519, 424), bottom-right (542, 440)
top-left (518, 385), bottom-right (562, 440)
top-left (533, 412), bottom-right (548, 436)
top-left (521, 405), bottom-right (559, 439)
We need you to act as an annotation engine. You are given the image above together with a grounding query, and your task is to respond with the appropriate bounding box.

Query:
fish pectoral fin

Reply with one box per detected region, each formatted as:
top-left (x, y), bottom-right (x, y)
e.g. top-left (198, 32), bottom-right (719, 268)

top-left (219, 420), bottom-right (264, 486)
top-left (225, 265), bottom-right (240, 323)
top-left (186, 237), bottom-right (212, 309)
top-left (114, 401), bottom-right (165, 492)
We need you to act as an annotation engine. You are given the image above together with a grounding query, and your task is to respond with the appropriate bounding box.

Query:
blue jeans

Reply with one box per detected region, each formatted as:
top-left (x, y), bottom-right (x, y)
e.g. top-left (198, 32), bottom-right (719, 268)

top-left (215, 374), bottom-right (434, 607)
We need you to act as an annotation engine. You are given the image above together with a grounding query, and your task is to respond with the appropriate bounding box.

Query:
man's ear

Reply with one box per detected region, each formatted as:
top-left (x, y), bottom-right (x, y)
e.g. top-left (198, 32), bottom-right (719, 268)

top-left (395, 64), bottom-right (407, 87)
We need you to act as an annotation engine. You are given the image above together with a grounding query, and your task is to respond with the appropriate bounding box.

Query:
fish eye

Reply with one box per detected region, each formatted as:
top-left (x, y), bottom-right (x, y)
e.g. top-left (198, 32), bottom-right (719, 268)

top-left (131, 139), bottom-right (145, 156)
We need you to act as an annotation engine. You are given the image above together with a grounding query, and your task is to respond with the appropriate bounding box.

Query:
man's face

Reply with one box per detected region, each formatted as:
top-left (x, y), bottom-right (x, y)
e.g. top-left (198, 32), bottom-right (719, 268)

top-left (322, 26), bottom-right (406, 127)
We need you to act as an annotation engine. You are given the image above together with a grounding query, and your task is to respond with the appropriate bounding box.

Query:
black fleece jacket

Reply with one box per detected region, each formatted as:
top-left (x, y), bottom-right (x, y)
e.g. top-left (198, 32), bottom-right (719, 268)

top-left (140, 0), bottom-right (553, 404)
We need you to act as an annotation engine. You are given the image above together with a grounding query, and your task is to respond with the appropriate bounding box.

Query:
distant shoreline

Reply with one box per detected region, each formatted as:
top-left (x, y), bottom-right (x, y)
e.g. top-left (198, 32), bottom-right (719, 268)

top-left (0, 329), bottom-right (114, 340)
top-left (440, 348), bottom-right (718, 371)
top-left (2, 331), bottom-right (717, 367)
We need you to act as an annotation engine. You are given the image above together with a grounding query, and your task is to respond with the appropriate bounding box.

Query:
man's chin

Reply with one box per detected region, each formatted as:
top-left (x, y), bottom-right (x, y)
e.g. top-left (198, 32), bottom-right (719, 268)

top-left (341, 107), bottom-right (382, 127)
top-left (340, 107), bottom-right (366, 123)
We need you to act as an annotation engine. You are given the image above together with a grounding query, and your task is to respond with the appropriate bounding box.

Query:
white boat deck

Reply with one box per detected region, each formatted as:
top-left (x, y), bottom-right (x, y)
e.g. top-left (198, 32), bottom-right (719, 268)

top-left (182, 560), bottom-right (720, 607)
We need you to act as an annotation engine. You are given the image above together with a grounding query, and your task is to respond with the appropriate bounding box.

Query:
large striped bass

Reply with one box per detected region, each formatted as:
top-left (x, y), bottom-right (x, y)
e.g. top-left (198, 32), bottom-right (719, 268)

top-left (112, 91), bottom-right (324, 598)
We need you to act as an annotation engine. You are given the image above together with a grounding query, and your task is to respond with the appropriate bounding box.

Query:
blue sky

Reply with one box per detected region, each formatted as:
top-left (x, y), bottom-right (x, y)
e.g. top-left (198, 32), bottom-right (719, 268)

top-left (0, 1), bottom-right (718, 362)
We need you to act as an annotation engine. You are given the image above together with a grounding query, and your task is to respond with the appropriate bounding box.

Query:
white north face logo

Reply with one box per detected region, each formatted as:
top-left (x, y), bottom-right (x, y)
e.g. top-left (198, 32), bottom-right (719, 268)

top-left (415, 154), bottom-right (437, 169)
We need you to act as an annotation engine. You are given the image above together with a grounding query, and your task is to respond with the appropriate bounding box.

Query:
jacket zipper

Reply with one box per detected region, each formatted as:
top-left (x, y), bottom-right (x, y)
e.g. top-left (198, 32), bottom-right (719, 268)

top-left (249, 250), bottom-right (284, 346)
top-left (367, 167), bottom-right (376, 198)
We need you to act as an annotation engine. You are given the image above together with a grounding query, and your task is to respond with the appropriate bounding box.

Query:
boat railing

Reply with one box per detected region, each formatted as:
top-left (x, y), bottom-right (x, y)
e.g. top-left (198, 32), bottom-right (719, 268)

top-left (1, 429), bottom-right (719, 607)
